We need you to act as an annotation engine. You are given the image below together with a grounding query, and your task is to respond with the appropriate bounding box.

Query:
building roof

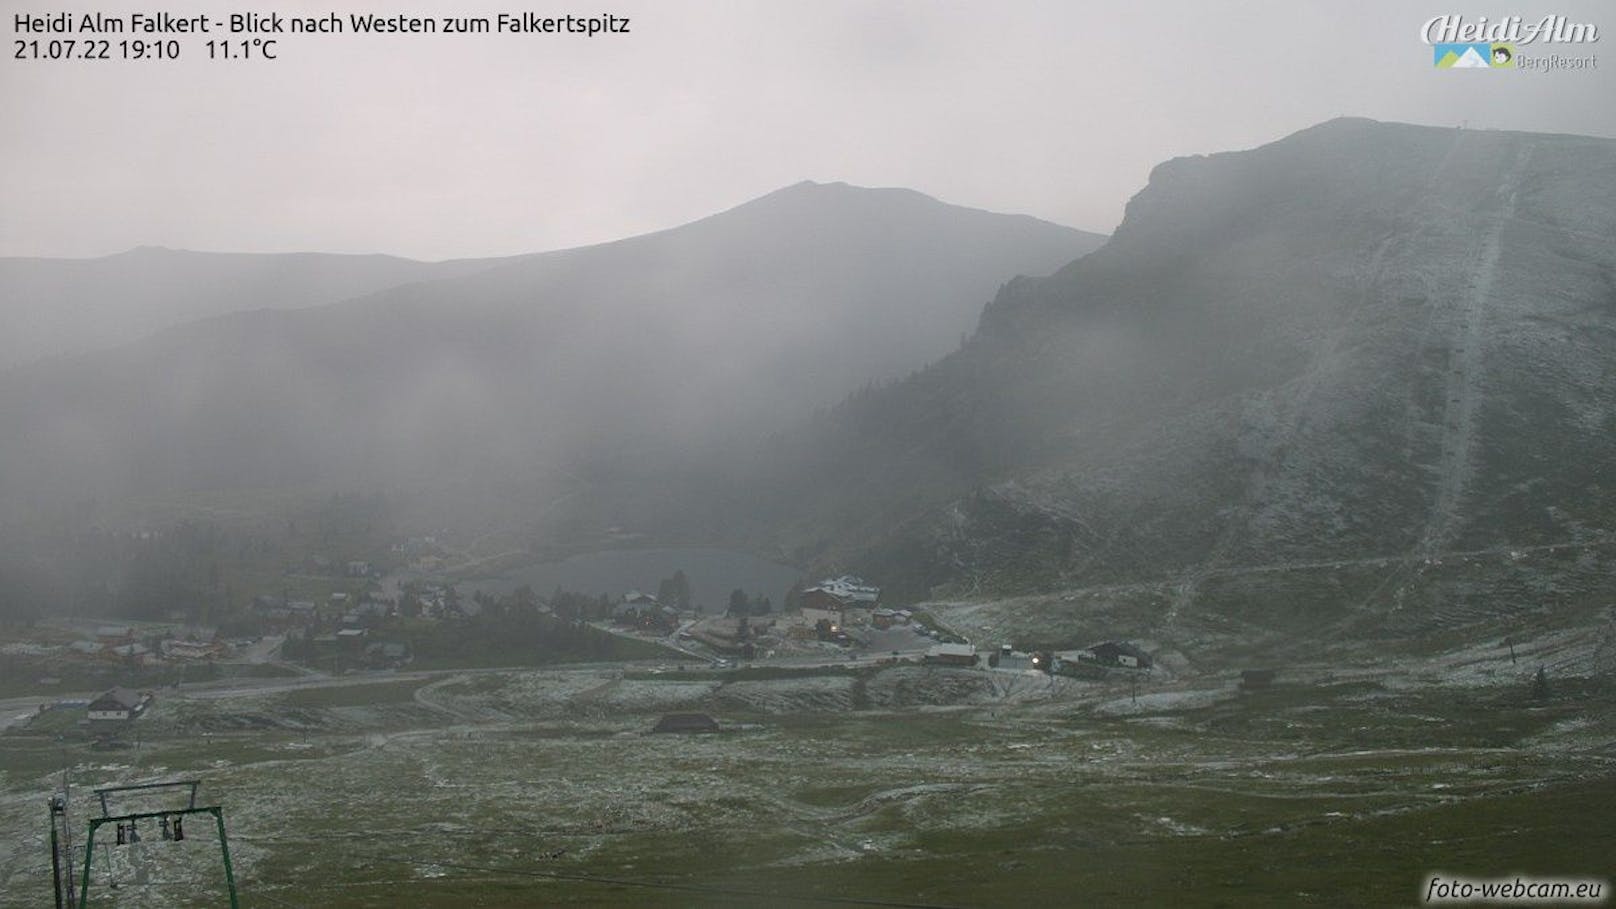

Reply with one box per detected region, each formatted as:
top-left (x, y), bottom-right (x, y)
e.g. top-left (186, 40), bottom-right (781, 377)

top-left (813, 575), bottom-right (881, 602)
top-left (90, 687), bottom-right (145, 710)
top-left (1087, 641), bottom-right (1153, 667)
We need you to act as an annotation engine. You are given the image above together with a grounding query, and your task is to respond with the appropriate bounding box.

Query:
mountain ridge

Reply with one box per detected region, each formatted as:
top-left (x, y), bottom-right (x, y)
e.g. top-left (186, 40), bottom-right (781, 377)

top-left (0, 182), bottom-right (1103, 522)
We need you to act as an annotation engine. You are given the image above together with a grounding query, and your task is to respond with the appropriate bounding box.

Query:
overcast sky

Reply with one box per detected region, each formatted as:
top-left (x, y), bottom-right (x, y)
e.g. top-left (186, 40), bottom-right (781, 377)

top-left (3, 0), bottom-right (1613, 260)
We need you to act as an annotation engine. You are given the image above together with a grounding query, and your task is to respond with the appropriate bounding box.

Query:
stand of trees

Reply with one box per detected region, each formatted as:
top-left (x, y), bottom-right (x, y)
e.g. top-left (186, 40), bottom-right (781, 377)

top-left (656, 570), bottom-right (692, 610)
top-left (725, 588), bottom-right (772, 617)
top-left (284, 583), bottom-right (670, 669)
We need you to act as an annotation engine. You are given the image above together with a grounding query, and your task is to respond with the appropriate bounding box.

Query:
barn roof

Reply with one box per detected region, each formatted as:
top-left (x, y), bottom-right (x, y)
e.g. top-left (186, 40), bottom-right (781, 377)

top-left (90, 687), bottom-right (144, 710)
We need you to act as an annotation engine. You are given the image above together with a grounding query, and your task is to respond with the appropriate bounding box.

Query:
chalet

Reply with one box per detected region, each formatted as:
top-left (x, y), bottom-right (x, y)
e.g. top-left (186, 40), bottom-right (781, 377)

top-left (869, 607), bottom-right (913, 629)
top-left (614, 592), bottom-right (678, 633)
top-left (799, 587), bottom-right (850, 627)
top-left (1075, 641), bottom-right (1153, 670)
top-left (613, 590), bottom-right (659, 616)
top-left (88, 688), bottom-right (149, 723)
top-left (652, 713), bottom-right (719, 734)
top-left (815, 575), bottom-right (881, 604)
top-left (1049, 653), bottom-right (1107, 679)
top-left (924, 643), bottom-right (979, 666)
top-left (800, 587), bottom-right (847, 612)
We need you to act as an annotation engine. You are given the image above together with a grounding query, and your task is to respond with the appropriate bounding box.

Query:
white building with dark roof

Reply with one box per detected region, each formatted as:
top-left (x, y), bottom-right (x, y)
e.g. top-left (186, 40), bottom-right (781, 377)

top-left (87, 687), bottom-right (150, 722)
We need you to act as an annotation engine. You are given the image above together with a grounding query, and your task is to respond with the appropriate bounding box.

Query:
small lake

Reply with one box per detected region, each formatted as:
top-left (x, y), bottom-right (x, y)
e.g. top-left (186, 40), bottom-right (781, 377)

top-left (463, 547), bottom-right (804, 609)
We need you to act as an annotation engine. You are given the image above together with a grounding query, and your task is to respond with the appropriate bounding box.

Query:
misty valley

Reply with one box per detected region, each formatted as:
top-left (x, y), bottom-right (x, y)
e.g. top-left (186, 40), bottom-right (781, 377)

top-left (1, 119), bottom-right (1613, 907)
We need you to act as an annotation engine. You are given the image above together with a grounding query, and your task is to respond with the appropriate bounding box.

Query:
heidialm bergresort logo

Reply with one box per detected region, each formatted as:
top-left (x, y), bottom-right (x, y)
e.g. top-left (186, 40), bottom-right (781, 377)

top-left (1424, 14), bottom-right (1600, 71)
top-left (1433, 43), bottom-right (1515, 67)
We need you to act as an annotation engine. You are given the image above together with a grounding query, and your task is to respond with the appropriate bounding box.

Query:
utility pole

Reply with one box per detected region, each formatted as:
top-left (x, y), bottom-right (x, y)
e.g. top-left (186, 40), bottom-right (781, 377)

top-left (47, 760), bottom-right (78, 909)
top-left (49, 795), bottom-right (68, 909)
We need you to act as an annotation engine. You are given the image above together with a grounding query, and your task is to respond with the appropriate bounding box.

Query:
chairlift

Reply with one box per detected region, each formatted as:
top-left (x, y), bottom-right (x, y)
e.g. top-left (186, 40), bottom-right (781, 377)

top-left (79, 778), bottom-right (236, 906)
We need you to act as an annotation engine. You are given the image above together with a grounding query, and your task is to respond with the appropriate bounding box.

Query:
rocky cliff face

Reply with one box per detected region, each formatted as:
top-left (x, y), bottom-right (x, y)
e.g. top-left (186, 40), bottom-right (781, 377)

top-left (776, 120), bottom-right (1616, 640)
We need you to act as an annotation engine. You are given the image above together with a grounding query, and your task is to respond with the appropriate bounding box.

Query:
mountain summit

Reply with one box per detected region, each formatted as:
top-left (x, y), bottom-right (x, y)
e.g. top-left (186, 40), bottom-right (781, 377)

top-left (0, 183), bottom-right (1101, 516)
